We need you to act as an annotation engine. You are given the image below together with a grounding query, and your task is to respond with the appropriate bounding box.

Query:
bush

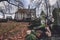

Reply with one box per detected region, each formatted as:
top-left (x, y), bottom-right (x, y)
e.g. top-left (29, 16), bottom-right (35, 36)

top-left (25, 34), bottom-right (37, 40)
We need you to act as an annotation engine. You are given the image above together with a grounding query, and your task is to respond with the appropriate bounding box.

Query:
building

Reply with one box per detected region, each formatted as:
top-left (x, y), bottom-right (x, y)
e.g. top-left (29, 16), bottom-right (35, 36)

top-left (15, 9), bottom-right (36, 21)
top-left (4, 13), bottom-right (15, 19)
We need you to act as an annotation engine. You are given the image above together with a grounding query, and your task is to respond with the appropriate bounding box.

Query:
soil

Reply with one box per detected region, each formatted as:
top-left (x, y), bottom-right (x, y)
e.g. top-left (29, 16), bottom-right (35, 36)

top-left (0, 21), bottom-right (30, 40)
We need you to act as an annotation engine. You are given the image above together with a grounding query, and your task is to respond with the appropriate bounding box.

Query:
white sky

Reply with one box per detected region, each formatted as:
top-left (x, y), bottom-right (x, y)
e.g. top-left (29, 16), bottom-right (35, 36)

top-left (0, 0), bottom-right (58, 9)
top-left (22, 0), bottom-right (57, 8)
top-left (0, 1), bottom-right (18, 13)
top-left (0, 0), bottom-right (57, 18)
top-left (49, 0), bottom-right (57, 6)
top-left (21, 0), bottom-right (30, 8)
top-left (0, 0), bottom-right (58, 17)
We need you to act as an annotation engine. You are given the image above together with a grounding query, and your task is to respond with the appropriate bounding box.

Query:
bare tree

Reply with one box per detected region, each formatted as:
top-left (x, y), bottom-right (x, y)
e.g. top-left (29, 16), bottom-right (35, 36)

top-left (7, 0), bottom-right (24, 9)
top-left (0, 0), bottom-right (8, 2)
top-left (57, 0), bottom-right (59, 8)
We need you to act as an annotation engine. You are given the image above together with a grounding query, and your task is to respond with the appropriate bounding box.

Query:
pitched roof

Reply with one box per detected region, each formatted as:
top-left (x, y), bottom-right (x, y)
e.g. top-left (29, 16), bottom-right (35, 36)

top-left (16, 9), bottom-right (36, 13)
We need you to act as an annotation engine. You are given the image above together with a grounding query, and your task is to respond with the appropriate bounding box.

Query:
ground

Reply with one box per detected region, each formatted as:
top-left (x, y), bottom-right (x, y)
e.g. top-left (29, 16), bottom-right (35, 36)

top-left (0, 21), bottom-right (29, 40)
top-left (0, 21), bottom-right (60, 40)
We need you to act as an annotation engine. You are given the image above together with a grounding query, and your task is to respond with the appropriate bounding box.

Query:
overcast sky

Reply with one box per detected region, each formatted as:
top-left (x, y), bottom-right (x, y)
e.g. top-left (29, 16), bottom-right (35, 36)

top-left (21, 0), bottom-right (30, 8)
top-left (21, 0), bottom-right (57, 8)
top-left (0, 0), bottom-right (58, 9)
top-left (0, 0), bottom-right (58, 14)
top-left (49, 0), bottom-right (57, 6)
top-left (0, 0), bottom-right (58, 18)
